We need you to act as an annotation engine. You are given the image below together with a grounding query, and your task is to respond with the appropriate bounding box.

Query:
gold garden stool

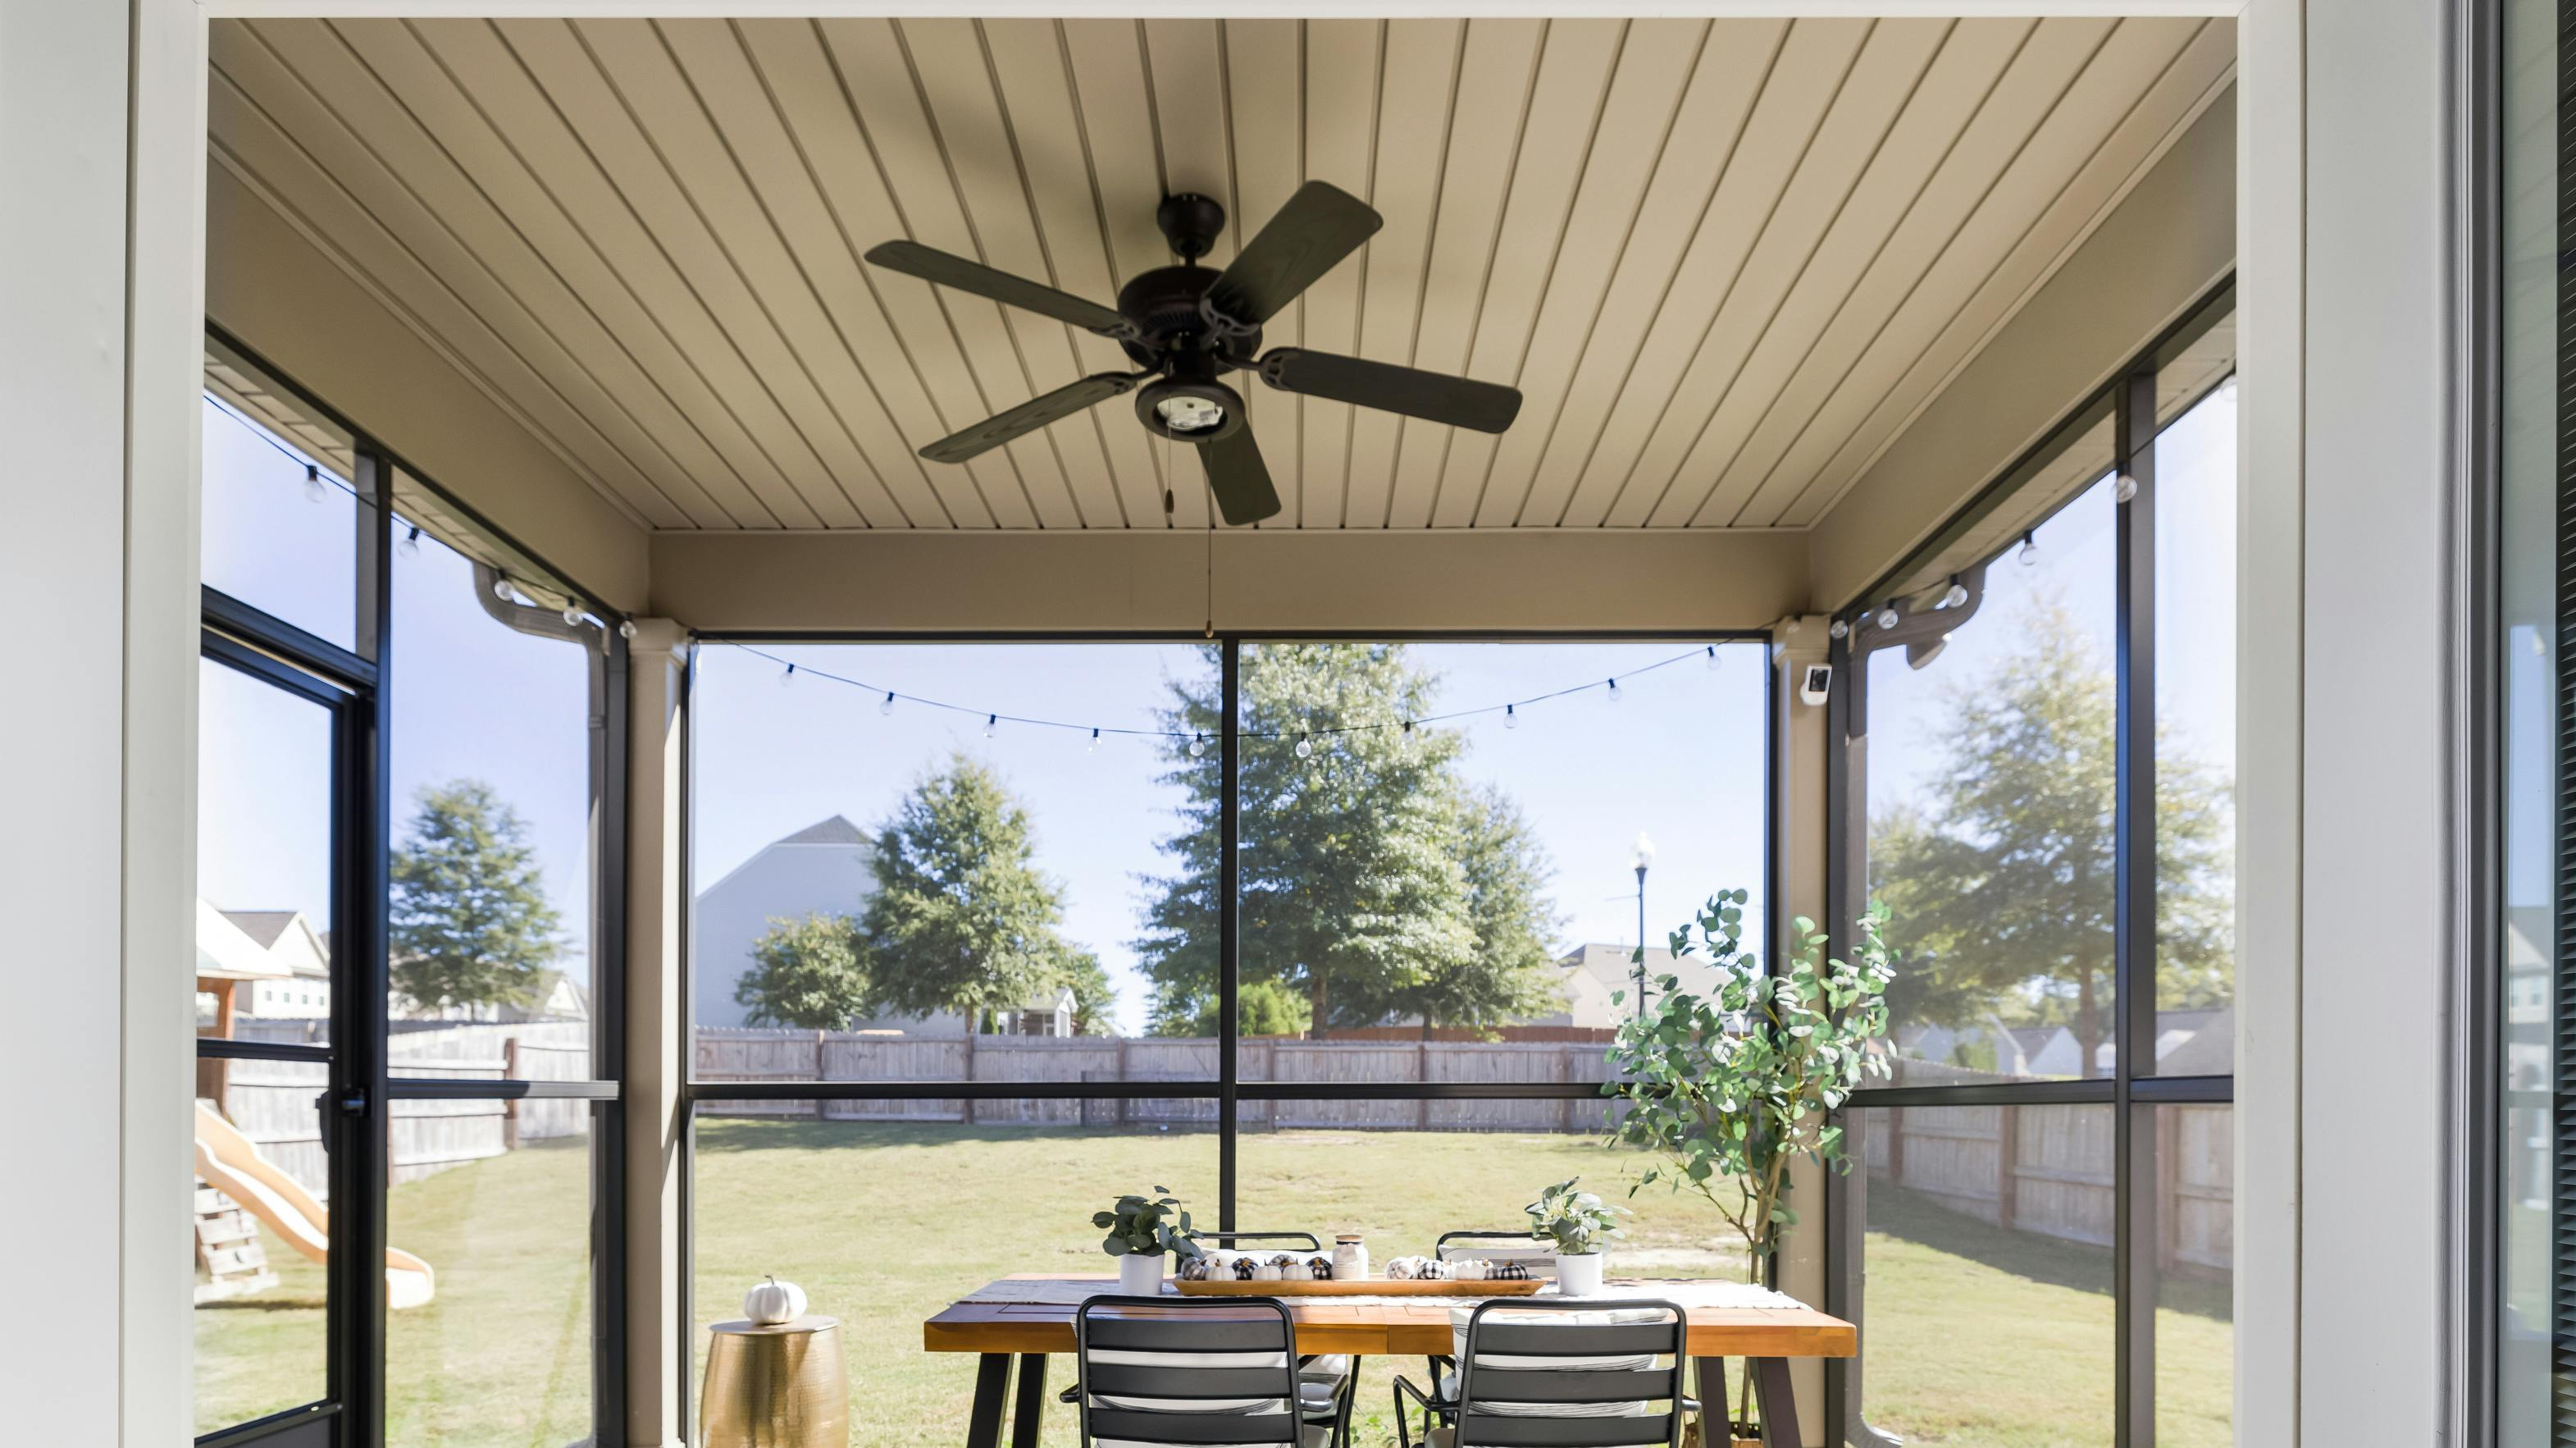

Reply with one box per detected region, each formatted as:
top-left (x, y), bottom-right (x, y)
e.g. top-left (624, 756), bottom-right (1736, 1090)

top-left (701, 1316), bottom-right (849, 1448)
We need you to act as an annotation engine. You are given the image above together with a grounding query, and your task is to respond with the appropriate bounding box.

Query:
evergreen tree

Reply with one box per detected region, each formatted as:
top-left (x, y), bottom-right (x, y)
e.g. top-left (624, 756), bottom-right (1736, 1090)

top-left (1868, 594), bottom-right (2232, 1072)
top-left (389, 780), bottom-right (563, 1013)
top-left (733, 912), bottom-right (869, 1029)
top-left (857, 756), bottom-right (1094, 1030)
top-left (1136, 644), bottom-right (1562, 1035)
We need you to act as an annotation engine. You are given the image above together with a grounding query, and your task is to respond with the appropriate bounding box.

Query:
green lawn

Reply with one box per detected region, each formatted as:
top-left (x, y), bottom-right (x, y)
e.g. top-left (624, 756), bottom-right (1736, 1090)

top-left (196, 1122), bottom-right (2230, 1447)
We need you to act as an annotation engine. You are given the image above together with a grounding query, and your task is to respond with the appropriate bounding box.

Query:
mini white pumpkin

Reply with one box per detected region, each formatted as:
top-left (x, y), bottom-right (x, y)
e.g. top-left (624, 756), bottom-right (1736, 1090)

top-left (743, 1275), bottom-right (807, 1326)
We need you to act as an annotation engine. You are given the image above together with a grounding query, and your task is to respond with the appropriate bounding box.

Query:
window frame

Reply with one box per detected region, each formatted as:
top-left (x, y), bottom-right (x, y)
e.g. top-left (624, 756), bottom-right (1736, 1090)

top-left (674, 628), bottom-right (1780, 1429)
top-left (1821, 281), bottom-right (2237, 1448)
top-left (194, 326), bottom-right (629, 1448)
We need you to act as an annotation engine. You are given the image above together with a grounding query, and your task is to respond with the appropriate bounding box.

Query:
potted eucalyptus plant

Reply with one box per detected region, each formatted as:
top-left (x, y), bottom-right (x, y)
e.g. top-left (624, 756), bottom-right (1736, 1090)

top-left (1524, 1176), bottom-right (1627, 1296)
top-left (1093, 1187), bottom-right (1204, 1295)
top-left (1603, 891), bottom-right (1897, 1442)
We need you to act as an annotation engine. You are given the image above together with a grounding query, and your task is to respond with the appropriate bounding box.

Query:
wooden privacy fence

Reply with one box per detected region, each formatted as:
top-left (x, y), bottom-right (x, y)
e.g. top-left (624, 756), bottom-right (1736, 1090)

top-left (691, 1030), bottom-right (1632, 1132)
top-left (211, 1021), bottom-right (594, 1196)
top-left (1857, 1067), bottom-right (2233, 1275)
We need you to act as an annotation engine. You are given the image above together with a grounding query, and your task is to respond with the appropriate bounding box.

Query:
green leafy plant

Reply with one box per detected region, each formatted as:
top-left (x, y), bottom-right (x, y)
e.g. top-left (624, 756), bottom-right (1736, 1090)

top-left (1523, 1177), bottom-right (1627, 1256)
top-left (1604, 892), bottom-right (1896, 1425)
top-left (1092, 1188), bottom-right (1206, 1259)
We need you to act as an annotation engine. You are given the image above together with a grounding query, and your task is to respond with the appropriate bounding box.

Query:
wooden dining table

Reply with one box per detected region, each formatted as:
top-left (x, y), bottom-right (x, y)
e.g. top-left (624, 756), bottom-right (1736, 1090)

top-left (923, 1275), bottom-right (1855, 1448)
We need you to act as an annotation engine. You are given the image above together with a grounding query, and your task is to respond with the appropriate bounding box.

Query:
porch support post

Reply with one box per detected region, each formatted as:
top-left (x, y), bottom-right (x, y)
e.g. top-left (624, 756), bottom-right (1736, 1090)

top-left (1771, 615), bottom-right (1832, 1445)
top-left (626, 622), bottom-right (689, 1447)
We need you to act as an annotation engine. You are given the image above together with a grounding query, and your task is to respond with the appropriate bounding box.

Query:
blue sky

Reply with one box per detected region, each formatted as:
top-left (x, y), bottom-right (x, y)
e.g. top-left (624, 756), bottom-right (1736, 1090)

top-left (198, 381), bottom-right (2241, 1031)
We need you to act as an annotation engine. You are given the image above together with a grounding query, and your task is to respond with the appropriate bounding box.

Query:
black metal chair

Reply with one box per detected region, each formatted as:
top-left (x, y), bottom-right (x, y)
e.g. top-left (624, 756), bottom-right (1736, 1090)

top-left (1391, 1299), bottom-right (1689, 1448)
top-left (1073, 1294), bottom-right (1324, 1448)
top-left (1415, 1231), bottom-right (1560, 1415)
top-left (1190, 1230), bottom-right (1326, 1253)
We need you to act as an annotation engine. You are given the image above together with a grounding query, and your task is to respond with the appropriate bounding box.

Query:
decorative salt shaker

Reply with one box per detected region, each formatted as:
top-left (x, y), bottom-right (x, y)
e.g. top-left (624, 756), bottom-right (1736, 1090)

top-left (1333, 1234), bottom-right (1370, 1282)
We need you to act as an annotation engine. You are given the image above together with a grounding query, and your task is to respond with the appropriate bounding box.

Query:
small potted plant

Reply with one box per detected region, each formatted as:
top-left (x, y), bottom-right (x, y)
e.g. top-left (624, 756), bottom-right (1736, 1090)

top-left (1093, 1187), bottom-right (1204, 1295)
top-left (1525, 1176), bottom-right (1627, 1296)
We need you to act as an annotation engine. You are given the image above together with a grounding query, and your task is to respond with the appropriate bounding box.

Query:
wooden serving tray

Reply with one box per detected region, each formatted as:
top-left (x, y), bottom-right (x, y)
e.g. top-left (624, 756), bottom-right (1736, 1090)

top-left (1174, 1277), bottom-right (1543, 1296)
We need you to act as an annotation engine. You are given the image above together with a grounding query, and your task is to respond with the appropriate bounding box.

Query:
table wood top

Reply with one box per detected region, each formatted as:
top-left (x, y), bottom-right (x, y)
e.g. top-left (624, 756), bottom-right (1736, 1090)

top-left (923, 1276), bottom-right (1854, 1359)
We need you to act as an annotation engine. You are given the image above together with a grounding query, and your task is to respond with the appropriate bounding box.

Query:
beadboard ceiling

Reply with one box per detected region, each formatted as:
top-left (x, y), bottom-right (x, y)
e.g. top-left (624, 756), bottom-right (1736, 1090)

top-left (207, 15), bottom-right (2234, 532)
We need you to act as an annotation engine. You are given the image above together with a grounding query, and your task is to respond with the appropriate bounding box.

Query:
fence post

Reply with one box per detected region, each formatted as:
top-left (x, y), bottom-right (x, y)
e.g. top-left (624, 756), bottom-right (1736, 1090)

top-left (1885, 1105), bottom-right (1904, 1184)
top-left (502, 1037), bottom-right (522, 1152)
top-left (963, 1030), bottom-right (977, 1126)
top-left (2158, 1107), bottom-right (2181, 1270)
top-left (1995, 1103), bottom-right (2020, 1231)
top-left (814, 1030), bottom-right (828, 1121)
top-left (1417, 1041), bottom-right (1430, 1130)
top-left (1115, 1038), bottom-right (1129, 1127)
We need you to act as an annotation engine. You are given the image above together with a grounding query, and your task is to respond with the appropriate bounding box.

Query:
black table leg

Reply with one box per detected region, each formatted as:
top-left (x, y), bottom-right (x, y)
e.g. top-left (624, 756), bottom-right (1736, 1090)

top-left (1011, 1354), bottom-right (1049, 1448)
top-left (1694, 1358), bottom-right (1730, 1441)
top-left (1752, 1358), bottom-right (1800, 1448)
top-left (966, 1352), bottom-right (1012, 1448)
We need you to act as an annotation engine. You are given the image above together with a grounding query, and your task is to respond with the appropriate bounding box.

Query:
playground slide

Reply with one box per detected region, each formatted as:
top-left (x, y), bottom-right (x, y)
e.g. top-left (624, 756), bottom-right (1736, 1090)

top-left (194, 1101), bottom-right (435, 1309)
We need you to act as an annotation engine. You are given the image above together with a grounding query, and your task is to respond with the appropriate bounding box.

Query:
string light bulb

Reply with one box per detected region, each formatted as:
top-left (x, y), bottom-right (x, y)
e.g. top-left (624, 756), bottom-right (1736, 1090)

top-left (1294, 734), bottom-right (1313, 760)
top-left (303, 464), bottom-right (326, 503)
top-left (399, 525), bottom-right (422, 559)
top-left (618, 619), bottom-right (637, 641)
top-left (492, 576), bottom-right (517, 603)
top-left (880, 691), bottom-right (896, 716)
top-left (1189, 733), bottom-right (1208, 759)
top-left (779, 662), bottom-right (797, 686)
top-left (2114, 471), bottom-right (2138, 504)
top-left (1089, 728), bottom-right (1101, 752)
top-left (1829, 619), bottom-right (1850, 640)
top-left (2018, 530), bottom-right (2040, 568)
top-left (984, 714), bottom-right (997, 738)
top-left (1939, 577), bottom-right (1968, 610)
top-left (1606, 678), bottom-right (1622, 704)
top-left (1875, 601), bottom-right (1900, 631)
top-left (1703, 645), bottom-right (1721, 670)
top-left (562, 605), bottom-right (585, 628)
top-left (1504, 704), bottom-right (1519, 729)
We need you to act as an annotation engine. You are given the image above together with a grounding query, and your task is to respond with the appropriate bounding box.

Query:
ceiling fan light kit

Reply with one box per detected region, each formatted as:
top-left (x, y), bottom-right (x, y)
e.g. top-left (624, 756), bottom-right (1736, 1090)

top-left (863, 181), bottom-right (1524, 527)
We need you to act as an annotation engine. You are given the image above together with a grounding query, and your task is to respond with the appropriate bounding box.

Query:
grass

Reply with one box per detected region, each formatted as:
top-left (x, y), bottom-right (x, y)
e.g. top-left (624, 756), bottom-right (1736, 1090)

top-left (196, 1121), bottom-right (2231, 1447)
top-left (194, 1135), bottom-right (593, 1445)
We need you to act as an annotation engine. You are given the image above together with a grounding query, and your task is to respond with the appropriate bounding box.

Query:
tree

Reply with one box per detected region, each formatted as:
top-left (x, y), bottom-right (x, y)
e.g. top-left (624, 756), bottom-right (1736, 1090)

top-left (857, 756), bottom-right (1095, 1031)
top-left (1867, 594), bottom-right (2232, 1073)
top-left (733, 912), bottom-right (869, 1029)
top-left (1135, 643), bottom-right (1562, 1035)
top-left (389, 779), bottom-right (563, 1013)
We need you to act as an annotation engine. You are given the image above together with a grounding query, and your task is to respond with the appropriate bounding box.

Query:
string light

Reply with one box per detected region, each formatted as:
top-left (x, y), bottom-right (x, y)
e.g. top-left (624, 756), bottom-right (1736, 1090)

top-left (492, 576), bottom-right (517, 603)
top-left (562, 606), bottom-right (585, 628)
top-left (1874, 601), bottom-right (1900, 631)
top-left (984, 713), bottom-right (997, 738)
top-left (618, 619), bottom-right (638, 641)
top-left (1294, 734), bottom-right (1313, 760)
top-left (1939, 577), bottom-right (1968, 610)
top-left (1829, 619), bottom-right (1850, 640)
top-left (2114, 471), bottom-right (2138, 504)
top-left (1090, 728), bottom-right (1101, 751)
top-left (723, 641), bottom-right (1730, 746)
top-left (2018, 529), bottom-right (2040, 568)
top-left (399, 525), bottom-right (422, 559)
top-left (302, 464), bottom-right (326, 504)
top-left (780, 662), bottom-right (797, 686)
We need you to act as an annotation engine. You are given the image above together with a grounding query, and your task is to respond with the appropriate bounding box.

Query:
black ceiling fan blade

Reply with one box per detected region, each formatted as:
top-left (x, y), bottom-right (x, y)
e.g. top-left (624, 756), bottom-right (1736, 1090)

top-left (919, 372), bottom-right (1144, 464)
top-left (1197, 427), bottom-right (1282, 526)
top-left (1256, 348), bottom-right (1523, 433)
top-left (865, 240), bottom-right (1137, 341)
top-left (1201, 181), bottom-right (1382, 332)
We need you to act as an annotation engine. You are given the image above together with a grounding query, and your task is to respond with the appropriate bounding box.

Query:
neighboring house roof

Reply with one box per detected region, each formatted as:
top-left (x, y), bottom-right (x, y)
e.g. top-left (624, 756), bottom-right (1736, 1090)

top-left (209, 904), bottom-right (331, 980)
top-left (221, 909), bottom-right (299, 950)
top-left (196, 899), bottom-right (289, 982)
top-left (777, 815), bottom-right (868, 847)
top-left (2154, 1006), bottom-right (2235, 1075)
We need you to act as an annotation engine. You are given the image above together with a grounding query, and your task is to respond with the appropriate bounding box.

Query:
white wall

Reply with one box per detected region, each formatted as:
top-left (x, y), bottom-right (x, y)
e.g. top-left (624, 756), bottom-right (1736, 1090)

top-left (2298, 0), bottom-right (2455, 1441)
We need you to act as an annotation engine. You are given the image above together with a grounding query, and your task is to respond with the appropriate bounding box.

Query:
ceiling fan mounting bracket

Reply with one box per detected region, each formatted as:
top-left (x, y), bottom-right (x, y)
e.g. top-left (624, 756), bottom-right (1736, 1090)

top-left (1156, 192), bottom-right (1228, 261)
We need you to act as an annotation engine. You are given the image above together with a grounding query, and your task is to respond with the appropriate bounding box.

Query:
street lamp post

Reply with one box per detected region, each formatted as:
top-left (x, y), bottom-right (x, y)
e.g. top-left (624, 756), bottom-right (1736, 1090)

top-left (1630, 834), bottom-right (1656, 1020)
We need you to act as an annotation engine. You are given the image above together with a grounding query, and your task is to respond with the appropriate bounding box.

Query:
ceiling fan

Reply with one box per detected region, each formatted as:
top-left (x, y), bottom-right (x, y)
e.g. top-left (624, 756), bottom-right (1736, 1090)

top-left (864, 183), bottom-right (1523, 526)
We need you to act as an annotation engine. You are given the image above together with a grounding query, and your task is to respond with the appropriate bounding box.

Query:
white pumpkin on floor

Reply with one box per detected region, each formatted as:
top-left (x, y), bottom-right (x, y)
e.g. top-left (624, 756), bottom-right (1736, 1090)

top-left (743, 1275), bottom-right (808, 1326)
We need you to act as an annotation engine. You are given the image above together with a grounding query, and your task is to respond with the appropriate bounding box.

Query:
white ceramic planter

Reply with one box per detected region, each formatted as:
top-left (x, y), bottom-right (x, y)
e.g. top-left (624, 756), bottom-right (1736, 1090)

top-left (1118, 1251), bottom-right (1166, 1295)
top-left (1554, 1252), bottom-right (1605, 1296)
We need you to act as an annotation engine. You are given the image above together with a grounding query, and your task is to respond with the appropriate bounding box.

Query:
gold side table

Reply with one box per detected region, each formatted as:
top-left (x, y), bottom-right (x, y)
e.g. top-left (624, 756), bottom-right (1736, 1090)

top-left (701, 1316), bottom-right (849, 1448)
